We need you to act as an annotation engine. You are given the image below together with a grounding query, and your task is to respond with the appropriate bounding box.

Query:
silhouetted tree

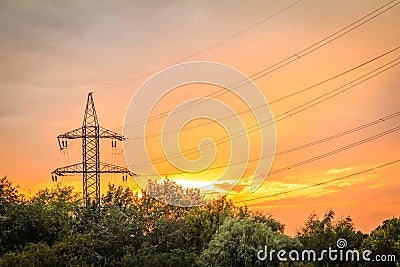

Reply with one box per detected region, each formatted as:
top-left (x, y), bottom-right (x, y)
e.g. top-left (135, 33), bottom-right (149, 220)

top-left (361, 217), bottom-right (400, 266)
top-left (2, 177), bottom-right (395, 267)
top-left (200, 217), bottom-right (300, 267)
top-left (296, 210), bottom-right (366, 266)
top-left (145, 178), bottom-right (206, 207)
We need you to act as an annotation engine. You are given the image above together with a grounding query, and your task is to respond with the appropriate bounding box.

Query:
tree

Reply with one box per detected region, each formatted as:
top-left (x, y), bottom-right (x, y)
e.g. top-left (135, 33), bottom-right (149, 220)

top-left (183, 196), bottom-right (284, 255)
top-left (7, 176), bottom-right (394, 266)
top-left (145, 178), bottom-right (206, 207)
top-left (0, 242), bottom-right (57, 267)
top-left (0, 234), bottom-right (103, 267)
top-left (121, 247), bottom-right (198, 267)
top-left (296, 210), bottom-right (366, 266)
top-left (0, 176), bottom-right (21, 207)
top-left (200, 217), bottom-right (301, 267)
top-left (361, 217), bottom-right (400, 266)
top-left (0, 185), bottom-right (80, 255)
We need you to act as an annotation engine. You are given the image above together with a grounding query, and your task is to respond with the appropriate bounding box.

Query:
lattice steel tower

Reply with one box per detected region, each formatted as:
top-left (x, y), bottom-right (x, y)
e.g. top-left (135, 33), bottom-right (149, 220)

top-left (52, 92), bottom-right (134, 207)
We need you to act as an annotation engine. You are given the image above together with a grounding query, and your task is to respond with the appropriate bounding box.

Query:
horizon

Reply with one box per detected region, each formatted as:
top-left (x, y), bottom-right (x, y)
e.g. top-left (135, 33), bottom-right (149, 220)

top-left (1, 0), bottom-right (399, 236)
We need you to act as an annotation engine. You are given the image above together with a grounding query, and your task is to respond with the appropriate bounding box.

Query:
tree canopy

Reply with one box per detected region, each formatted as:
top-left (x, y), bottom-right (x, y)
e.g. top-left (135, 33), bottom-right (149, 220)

top-left (0, 176), bottom-right (398, 266)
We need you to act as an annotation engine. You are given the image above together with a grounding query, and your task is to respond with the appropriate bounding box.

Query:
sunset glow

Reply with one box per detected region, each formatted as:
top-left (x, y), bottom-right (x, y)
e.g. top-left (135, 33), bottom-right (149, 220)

top-left (0, 0), bottom-right (399, 235)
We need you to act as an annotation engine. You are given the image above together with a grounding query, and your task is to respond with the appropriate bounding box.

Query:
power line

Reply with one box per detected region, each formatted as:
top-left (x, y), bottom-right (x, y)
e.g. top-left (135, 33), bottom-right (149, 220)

top-left (128, 46), bottom-right (400, 138)
top-left (140, 124), bottom-right (400, 177)
top-left (241, 0), bottom-right (400, 85)
top-left (133, 56), bottom-right (400, 167)
top-left (236, 159), bottom-right (400, 203)
top-left (93, 0), bottom-right (305, 93)
top-left (267, 58), bottom-right (400, 126)
top-left (138, 111), bottom-right (400, 176)
top-left (266, 125), bottom-right (400, 176)
top-left (136, 60), bottom-right (399, 169)
top-left (211, 57), bottom-right (400, 153)
top-left (117, 0), bottom-right (400, 130)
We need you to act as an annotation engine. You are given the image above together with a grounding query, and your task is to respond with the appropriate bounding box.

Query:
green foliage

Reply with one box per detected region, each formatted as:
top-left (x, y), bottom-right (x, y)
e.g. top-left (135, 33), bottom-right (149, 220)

top-left (0, 242), bottom-right (57, 267)
top-left (0, 201), bottom-right (52, 253)
top-left (146, 178), bottom-right (206, 207)
top-left (0, 234), bottom-right (102, 267)
top-left (121, 247), bottom-right (198, 267)
top-left (183, 196), bottom-right (284, 255)
top-left (199, 217), bottom-right (300, 267)
top-left (0, 185), bottom-right (79, 254)
top-left (361, 217), bottom-right (400, 266)
top-left (295, 209), bottom-right (367, 266)
top-left (0, 176), bottom-right (396, 266)
top-left (296, 210), bottom-right (366, 249)
top-left (0, 176), bottom-right (21, 206)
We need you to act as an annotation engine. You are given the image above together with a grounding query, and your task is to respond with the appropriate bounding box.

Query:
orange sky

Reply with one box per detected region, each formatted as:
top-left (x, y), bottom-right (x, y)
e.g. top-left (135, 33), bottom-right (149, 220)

top-left (0, 0), bottom-right (399, 235)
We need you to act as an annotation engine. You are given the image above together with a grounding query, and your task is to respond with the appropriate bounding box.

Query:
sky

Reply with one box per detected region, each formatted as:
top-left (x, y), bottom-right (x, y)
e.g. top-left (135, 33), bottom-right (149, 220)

top-left (0, 0), bottom-right (399, 235)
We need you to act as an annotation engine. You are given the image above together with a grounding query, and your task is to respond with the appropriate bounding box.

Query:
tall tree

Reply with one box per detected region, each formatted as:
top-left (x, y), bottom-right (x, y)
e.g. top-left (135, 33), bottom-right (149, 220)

top-left (145, 178), bottom-right (206, 207)
top-left (361, 217), bottom-right (400, 266)
top-left (200, 217), bottom-right (300, 267)
top-left (296, 210), bottom-right (366, 265)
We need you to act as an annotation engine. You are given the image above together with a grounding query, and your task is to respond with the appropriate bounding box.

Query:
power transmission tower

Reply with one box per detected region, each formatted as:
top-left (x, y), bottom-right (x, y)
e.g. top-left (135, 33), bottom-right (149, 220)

top-left (52, 92), bottom-right (135, 207)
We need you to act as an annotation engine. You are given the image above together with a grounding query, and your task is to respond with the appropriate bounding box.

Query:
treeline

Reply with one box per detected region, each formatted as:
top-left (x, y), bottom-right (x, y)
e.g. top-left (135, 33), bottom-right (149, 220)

top-left (0, 176), bottom-right (399, 266)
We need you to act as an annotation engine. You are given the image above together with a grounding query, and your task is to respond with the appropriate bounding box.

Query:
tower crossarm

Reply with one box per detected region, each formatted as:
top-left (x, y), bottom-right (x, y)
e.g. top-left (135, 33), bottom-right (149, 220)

top-left (52, 162), bottom-right (83, 176)
top-left (57, 127), bottom-right (124, 140)
top-left (57, 127), bottom-right (125, 150)
top-left (52, 162), bottom-right (136, 177)
top-left (98, 162), bottom-right (136, 176)
top-left (98, 127), bottom-right (126, 140)
top-left (57, 128), bottom-right (83, 149)
top-left (58, 127), bottom-right (83, 139)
